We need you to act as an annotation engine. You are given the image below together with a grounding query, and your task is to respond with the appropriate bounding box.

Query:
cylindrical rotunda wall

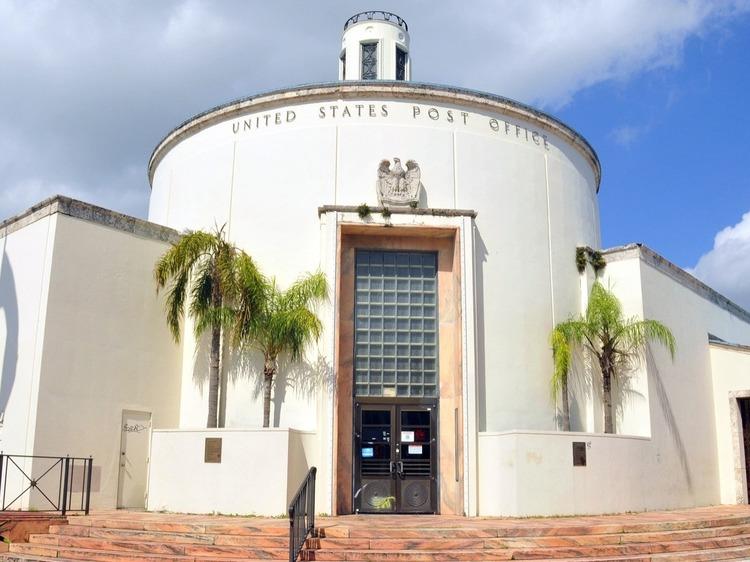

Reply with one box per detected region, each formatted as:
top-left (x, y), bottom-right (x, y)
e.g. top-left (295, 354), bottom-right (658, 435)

top-left (148, 82), bottom-right (601, 434)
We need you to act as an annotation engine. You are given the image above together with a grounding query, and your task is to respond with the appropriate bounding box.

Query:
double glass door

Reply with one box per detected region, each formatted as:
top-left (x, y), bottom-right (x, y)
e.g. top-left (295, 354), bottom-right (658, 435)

top-left (354, 401), bottom-right (437, 513)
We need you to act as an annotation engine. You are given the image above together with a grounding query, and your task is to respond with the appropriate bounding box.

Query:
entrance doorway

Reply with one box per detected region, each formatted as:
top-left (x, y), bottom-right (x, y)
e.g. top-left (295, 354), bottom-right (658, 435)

top-left (335, 227), bottom-right (465, 516)
top-left (117, 410), bottom-right (151, 509)
top-left (354, 401), bottom-right (437, 513)
top-left (739, 398), bottom-right (750, 500)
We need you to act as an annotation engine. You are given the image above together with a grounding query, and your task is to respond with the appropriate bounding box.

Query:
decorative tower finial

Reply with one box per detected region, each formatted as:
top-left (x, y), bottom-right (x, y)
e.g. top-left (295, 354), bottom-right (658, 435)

top-left (339, 11), bottom-right (410, 81)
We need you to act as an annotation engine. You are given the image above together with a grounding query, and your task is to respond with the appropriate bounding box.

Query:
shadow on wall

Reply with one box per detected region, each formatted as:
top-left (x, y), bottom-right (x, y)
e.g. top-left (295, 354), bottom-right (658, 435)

top-left (226, 347), bottom-right (333, 428)
top-left (646, 345), bottom-right (693, 492)
top-left (473, 225), bottom-right (488, 432)
top-left (0, 249), bottom-right (19, 426)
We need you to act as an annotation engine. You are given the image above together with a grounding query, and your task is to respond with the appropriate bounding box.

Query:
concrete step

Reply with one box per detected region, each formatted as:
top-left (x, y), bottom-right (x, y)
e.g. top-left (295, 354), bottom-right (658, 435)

top-left (308, 533), bottom-right (750, 560)
top-left (46, 525), bottom-right (288, 547)
top-left (318, 515), bottom-right (750, 539)
top-left (17, 537), bottom-right (291, 559)
top-left (309, 523), bottom-right (750, 550)
top-left (65, 518), bottom-right (288, 537)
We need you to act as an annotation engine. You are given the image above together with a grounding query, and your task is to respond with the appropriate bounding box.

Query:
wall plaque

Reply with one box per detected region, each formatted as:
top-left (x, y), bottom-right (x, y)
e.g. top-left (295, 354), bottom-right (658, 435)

top-left (204, 437), bottom-right (222, 463)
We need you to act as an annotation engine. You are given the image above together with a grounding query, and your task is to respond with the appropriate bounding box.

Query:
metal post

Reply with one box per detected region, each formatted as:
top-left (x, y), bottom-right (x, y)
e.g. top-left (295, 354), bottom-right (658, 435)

top-left (309, 468), bottom-right (316, 536)
top-left (288, 504), bottom-right (295, 562)
top-left (84, 456), bottom-right (93, 515)
top-left (60, 456), bottom-right (70, 516)
top-left (0, 453), bottom-right (4, 511)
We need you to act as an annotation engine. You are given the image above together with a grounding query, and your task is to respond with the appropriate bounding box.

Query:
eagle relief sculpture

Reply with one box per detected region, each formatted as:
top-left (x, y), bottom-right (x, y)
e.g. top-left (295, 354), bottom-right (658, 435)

top-left (376, 157), bottom-right (422, 207)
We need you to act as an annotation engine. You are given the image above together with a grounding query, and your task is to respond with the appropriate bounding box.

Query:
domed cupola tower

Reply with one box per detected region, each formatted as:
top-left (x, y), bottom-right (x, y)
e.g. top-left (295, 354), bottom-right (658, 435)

top-left (339, 11), bottom-right (410, 81)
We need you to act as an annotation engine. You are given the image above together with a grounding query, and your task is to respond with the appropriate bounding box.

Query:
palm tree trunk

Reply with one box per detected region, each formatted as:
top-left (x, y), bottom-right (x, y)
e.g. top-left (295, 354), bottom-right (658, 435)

top-left (207, 324), bottom-right (221, 428)
top-left (561, 377), bottom-right (570, 431)
top-left (206, 263), bottom-right (222, 429)
top-left (262, 357), bottom-right (275, 428)
top-left (600, 355), bottom-right (614, 434)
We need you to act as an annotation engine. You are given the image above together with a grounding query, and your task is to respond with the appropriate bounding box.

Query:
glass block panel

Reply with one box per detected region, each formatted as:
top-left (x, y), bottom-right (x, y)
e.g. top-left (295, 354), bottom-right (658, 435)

top-left (354, 250), bottom-right (439, 397)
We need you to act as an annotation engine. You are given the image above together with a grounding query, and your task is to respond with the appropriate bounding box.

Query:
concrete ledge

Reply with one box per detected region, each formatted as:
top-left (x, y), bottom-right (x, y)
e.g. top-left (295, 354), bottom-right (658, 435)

top-left (318, 205), bottom-right (477, 218)
top-left (603, 243), bottom-right (750, 325)
top-left (147, 428), bottom-right (317, 516)
top-left (0, 195), bottom-right (180, 244)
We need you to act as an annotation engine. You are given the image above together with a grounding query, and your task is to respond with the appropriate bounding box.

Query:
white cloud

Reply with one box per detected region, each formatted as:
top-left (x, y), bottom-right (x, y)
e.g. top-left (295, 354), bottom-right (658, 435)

top-left (0, 0), bottom-right (748, 221)
top-left (691, 211), bottom-right (750, 311)
top-left (609, 124), bottom-right (650, 147)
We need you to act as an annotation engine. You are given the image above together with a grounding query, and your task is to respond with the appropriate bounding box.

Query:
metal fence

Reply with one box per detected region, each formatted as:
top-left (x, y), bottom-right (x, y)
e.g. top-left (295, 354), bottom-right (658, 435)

top-left (0, 454), bottom-right (93, 515)
top-left (288, 466), bottom-right (316, 562)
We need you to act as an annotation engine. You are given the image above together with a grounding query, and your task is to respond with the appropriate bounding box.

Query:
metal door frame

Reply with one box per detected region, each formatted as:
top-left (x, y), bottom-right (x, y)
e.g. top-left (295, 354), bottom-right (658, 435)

top-left (353, 398), bottom-right (439, 514)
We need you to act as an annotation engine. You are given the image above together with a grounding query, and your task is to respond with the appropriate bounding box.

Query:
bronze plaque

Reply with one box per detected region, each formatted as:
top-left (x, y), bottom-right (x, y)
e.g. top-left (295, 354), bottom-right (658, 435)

top-left (572, 441), bottom-right (587, 467)
top-left (204, 437), bottom-right (222, 463)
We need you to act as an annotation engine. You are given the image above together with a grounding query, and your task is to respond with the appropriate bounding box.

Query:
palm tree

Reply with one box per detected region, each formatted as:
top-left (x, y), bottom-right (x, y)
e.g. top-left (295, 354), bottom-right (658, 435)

top-left (154, 228), bottom-right (260, 428)
top-left (551, 282), bottom-right (676, 434)
top-left (235, 271), bottom-right (328, 428)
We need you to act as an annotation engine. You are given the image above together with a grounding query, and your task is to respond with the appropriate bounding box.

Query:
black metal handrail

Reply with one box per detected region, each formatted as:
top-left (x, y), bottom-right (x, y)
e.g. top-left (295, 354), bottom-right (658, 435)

top-left (0, 453), bottom-right (93, 515)
top-left (344, 11), bottom-right (408, 32)
top-left (288, 466), bottom-right (316, 562)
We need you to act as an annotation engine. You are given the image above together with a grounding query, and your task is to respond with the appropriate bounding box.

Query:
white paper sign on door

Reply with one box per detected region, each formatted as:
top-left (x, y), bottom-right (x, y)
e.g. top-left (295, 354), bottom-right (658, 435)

top-left (401, 431), bottom-right (415, 443)
top-left (408, 445), bottom-right (423, 455)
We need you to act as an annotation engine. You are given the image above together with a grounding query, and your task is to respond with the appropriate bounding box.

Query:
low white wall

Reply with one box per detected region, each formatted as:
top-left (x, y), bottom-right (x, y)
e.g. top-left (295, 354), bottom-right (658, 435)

top-left (478, 430), bottom-right (677, 516)
top-left (147, 428), bottom-right (316, 516)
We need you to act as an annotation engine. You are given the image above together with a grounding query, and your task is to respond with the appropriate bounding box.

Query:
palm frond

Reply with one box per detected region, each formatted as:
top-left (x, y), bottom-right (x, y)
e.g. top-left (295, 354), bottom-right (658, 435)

top-left (619, 318), bottom-right (676, 360)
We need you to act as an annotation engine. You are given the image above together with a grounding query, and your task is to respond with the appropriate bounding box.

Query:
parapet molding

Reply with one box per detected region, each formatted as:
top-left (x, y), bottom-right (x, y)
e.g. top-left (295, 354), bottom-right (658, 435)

top-left (603, 243), bottom-right (750, 325)
top-left (318, 205), bottom-right (477, 218)
top-left (148, 81), bottom-right (601, 190)
top-left (0, 195), bottom-right (180, 244)
top-left (709, 340), bottom-right (750, 354)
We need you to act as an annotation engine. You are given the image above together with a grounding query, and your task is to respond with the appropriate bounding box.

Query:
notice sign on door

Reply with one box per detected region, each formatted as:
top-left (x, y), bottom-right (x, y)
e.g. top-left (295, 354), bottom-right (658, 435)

top-left (401, 431), bottom-right (415, 443)
top-left (408, 445), bottom-right (423, 455)
top-left (362, 447), bottom-right (374, 458)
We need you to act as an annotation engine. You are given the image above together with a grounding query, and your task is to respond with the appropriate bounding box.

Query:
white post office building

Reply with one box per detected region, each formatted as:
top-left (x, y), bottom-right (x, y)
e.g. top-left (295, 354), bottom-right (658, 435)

top-left (1, 12), bottom-right (750, 518)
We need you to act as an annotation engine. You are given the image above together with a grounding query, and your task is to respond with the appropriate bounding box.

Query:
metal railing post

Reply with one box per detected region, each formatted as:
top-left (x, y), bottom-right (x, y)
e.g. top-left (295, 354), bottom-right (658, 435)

top-left (0, 453), bottom-right (4, 511)
top-left (60, 456), bottom-right (70, 516)
top-left (84, 456), bottom-right (93, 515)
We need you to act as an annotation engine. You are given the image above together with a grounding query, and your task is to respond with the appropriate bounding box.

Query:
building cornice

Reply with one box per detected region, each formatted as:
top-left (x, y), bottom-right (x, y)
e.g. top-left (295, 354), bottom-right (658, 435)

top-left (709, 340), bottom-right (750, 354)
top-left (317, 205), bottom-right (476, 218)
top-left (603, 243), bottom-right (750, 325)
top-left (147, 81), bottom-right (601, 190)
top-left (0, 195), bottom-right (180, 244)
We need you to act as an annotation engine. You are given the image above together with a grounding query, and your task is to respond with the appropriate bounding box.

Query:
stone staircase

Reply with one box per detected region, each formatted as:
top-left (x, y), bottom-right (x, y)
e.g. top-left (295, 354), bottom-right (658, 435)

top-left (3, 507), bottom-right (750, 561)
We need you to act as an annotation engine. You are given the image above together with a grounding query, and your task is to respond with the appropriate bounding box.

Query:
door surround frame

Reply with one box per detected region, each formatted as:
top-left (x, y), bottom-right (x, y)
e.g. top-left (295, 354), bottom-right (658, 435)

top-left (729, 391), bottom-right (750, 504)
top-left (333, 223), bottom-right (464, 515)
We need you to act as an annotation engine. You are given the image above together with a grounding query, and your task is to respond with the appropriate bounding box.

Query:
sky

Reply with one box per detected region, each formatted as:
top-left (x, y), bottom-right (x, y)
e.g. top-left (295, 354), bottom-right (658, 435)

top-left (1, 0), bottom-right (749, 308)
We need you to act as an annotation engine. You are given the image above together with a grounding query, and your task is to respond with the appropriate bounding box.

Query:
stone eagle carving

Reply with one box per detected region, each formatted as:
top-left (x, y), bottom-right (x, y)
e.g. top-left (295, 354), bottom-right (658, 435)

top-left (376, 158), bottom-right (421, 207)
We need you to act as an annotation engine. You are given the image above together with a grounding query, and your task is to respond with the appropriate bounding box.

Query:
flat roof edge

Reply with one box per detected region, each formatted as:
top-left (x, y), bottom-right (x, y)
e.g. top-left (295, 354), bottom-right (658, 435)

top-left (603, 243), bottom-right (750, 325)
top-left (0, 195), bottom-right (180, 244)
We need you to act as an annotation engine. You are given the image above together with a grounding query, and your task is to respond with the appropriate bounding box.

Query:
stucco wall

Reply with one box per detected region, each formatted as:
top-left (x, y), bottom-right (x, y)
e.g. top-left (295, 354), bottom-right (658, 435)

top-left (30, 214), bottom-right (182, 509)
top-left (479, 430), bottom-right (654, 516)
top-left (597, 249), bottom-right (750, 512)
top-left (0, 215), bottom-right (57, 508)
top-left (709, 343), bottom-right (750, 504)
top-left (148, 88), bottom-right (600, 443)
top-left (148, 428), bottom-right (317, 515)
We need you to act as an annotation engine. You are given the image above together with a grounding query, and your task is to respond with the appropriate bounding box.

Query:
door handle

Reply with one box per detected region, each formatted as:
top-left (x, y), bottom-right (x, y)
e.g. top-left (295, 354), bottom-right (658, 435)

top-left (397, 461), bottom-right (405, 479)
top-left (389, 461), bottom-right (397, 479)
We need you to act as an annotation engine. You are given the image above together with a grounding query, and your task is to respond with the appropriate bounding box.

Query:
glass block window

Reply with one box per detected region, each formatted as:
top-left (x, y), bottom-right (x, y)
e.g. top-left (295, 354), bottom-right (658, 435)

top-left (354, 250), bottom-right (439, 398)
top-left (396, 47), bottom-right (407, 81)
top-left (361, 42), bottom-right (378, 80)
